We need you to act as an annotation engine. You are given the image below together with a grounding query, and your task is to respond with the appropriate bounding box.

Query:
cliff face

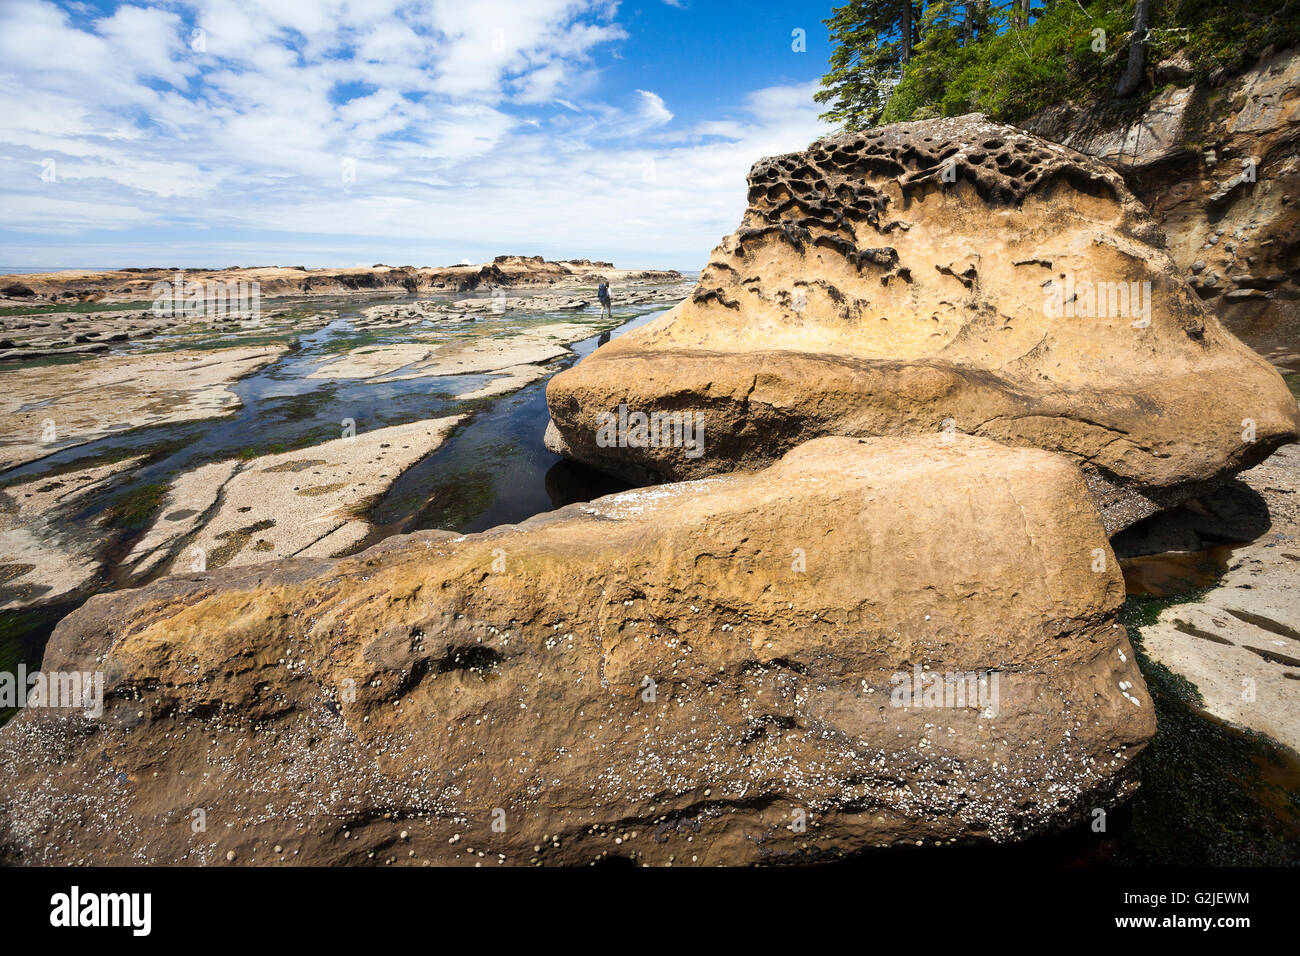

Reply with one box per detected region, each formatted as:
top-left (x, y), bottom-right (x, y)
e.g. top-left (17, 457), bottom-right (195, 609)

top-left (1025, 47), bottom-right (1300, 370)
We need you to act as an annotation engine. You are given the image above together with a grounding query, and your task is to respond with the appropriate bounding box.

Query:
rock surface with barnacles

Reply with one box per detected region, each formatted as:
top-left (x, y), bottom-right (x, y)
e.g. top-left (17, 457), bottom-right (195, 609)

top-left (545, 114), bottom-right (1299, 532)
top-left (0, 436), bottom-right (1153, 865)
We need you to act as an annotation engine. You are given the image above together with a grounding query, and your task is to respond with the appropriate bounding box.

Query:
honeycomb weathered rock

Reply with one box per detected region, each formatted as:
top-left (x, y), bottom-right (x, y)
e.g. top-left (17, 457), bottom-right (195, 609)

top-left (547, 114), bottom-right (1299, 531)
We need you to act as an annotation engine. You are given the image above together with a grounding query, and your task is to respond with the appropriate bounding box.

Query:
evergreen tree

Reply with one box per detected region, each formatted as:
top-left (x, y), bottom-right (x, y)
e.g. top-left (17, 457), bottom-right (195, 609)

top-left (817, 0), bottom-right (1011, 130)
top-left (817, 0), bottom-right (1300, 130)
top-left (815, 1), bottom-right (925, 130)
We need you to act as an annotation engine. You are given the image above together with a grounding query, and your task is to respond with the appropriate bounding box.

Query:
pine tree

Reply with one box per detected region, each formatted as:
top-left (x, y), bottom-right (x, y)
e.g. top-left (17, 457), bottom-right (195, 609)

top-left (816, 1), bottom-right (925, 130)
top-left (817, 0), bottom-right (1016, 130)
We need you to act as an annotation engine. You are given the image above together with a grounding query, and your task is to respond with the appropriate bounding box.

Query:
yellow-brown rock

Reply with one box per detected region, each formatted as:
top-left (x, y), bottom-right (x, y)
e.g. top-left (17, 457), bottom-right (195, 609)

top-left (0, 435), bottom-right (1153, 865)
top-left (545, 114), bottom-right (1299, 532)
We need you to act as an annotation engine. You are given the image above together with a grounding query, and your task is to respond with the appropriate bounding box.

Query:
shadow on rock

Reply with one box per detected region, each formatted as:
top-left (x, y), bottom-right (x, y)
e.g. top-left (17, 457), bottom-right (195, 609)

top-left (1112, 479), bottom-right (1272, 559)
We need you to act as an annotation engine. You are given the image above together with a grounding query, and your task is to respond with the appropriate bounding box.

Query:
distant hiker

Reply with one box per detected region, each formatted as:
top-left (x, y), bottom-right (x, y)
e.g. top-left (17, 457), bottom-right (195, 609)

top-left (597, 280), bottom-right (612, 318)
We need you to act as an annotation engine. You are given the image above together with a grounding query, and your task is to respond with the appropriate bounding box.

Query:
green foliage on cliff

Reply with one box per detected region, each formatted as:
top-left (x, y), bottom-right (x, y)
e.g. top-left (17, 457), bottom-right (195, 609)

top-left (880, 1), bottom-right (1130, 124)
top-left (818, 0), bottom-right (1300, 130)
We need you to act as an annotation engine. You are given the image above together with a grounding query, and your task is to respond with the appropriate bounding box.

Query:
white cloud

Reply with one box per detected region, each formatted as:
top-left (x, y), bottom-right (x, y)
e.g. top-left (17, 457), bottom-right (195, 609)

top-left (634, 89), bottom-right (674, 127)
top-left (0, 0), bottom-right (832, 269)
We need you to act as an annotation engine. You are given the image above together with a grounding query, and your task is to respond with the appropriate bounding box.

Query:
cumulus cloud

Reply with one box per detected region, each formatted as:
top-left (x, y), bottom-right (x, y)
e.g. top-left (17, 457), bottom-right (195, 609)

top-left (0, 0), bottom-right (833, 268)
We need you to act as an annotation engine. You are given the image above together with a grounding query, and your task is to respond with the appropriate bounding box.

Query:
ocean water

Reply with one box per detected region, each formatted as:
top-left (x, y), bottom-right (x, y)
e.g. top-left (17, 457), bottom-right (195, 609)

top-left (0, 296), bottom-right (666, 701)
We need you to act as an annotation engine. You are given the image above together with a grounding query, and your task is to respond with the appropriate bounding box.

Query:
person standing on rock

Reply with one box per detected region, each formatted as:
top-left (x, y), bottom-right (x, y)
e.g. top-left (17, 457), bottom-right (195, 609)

top-left (597, 279), bottom-right (612, 319)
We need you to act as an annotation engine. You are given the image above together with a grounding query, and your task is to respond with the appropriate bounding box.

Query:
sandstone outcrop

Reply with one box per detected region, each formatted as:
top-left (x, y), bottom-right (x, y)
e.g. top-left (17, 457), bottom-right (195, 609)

top-left (307, 323), bottom-right (589, 384)
top-left (0, 346), bottom-right (286, 471)
top-left (121, 417), bottom-right (464, 581)
top-left (545, 114), bottom-right (1299, 532)
top-left (1027, 47), bottom-right (1300, 370)
top-left (0, 307), bottom-right (186, 359)
top-left (0, 436), bottom-right (1153, 865)
top-left (0, 457), bottom-right (144, 610)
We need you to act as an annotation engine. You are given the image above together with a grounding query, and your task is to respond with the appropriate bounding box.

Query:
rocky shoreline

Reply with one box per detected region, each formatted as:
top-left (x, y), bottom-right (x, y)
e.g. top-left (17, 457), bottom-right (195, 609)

top-left (1129, 444), bottom-right (1300, 753)
top-left (0, 256), bottom-right (684, 308)
top-left (0, 292), bottom-right (683, 616)
top-left (0, 262), bottom-right (691, 360)
top-left (0, 116), bottom-right (1296, 866)
top-left (0, 346), bottom-right (287, 470)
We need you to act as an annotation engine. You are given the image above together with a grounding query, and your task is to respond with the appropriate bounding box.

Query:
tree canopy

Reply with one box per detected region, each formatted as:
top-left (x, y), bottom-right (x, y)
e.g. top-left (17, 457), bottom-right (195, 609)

top-left (816, 0), bottom-right (1300, 131)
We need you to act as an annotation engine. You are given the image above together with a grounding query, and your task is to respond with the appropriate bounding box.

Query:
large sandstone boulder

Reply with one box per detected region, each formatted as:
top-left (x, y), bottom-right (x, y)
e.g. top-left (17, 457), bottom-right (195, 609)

top-left (545, 114), bottom-right (1299, 532)
top-left (0, 435), bottom-right (1152, 865)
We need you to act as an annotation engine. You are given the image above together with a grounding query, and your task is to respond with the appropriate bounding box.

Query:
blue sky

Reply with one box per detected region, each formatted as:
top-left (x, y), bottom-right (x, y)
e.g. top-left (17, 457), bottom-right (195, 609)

top-left (0, 0), bottom-right (837, 271)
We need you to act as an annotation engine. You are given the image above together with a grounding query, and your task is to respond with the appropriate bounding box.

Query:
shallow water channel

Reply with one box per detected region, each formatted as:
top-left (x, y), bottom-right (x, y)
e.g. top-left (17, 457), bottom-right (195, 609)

top-left (0, 297), bottom-right (663, 701)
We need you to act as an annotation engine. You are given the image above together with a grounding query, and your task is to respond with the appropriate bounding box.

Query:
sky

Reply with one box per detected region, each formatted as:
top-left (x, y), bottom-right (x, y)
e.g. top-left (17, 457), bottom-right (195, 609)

top-left (0, 0), bottom-right (839, 272)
